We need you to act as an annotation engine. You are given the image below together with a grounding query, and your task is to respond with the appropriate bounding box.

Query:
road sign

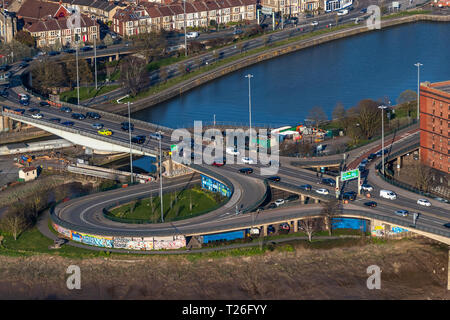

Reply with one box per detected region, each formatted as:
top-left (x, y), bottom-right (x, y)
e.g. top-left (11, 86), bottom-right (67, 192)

top-left (261, 6), bottom-right (273, 14)
top-left (170, 144), bottom-right (178, 152)
top-left (341, 169), bottom-right (360, 181)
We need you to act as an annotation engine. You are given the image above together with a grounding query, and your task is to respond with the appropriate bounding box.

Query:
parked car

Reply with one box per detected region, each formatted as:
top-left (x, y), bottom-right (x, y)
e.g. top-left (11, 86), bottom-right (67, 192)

top-left (239, 168), bottom-right (253, 174)
top-left (279, 223), bottom-right (290, 230)
top-left (226, 146), bottom-right (239, 155)
top-left (96, 44), bottom-right (107, 50)
top-left (274, 199), bottom-right (285, 206)
top-left (14, 108), bottom-right (25, 114)
top-left (364, 201), bottom-right (377, 207)
top-left (394, 210), bottom-right (409, 217)
top-left (31, 113), bottom-right (43, 119)
top-left (417, 199), bottom-right (431, 207)
top-left (316, 188), bottom-right (329, 195)
top-left (337, 9), bottom-right (348, 16)
top-left (48, 51), bottom-right (60, 56)
top-left (232, 29), bottom-right (243, 35)
top-left (360, 8), bottom-right (367, 13)
top-left (63, 48), bottom-right (76, 53)
top-left (299, 184), bottom-right (312, 191)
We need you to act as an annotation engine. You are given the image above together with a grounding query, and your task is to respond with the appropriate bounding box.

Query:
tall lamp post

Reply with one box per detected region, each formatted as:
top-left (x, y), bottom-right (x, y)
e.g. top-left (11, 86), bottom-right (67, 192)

top-left (414, 62), bottom-right (423, 121)
top-left (245, 74), bottom-right (253, 150)
top-left (378, 105), bottom-right (388, 175)
top-left (158, 131), bottom-right (164, 223)
top-left (127, 101), bottom-right (133, 184)
top-left (184, 0), bottom-right (187, 57)
top-left (75, 35), bottom-right (80, 106)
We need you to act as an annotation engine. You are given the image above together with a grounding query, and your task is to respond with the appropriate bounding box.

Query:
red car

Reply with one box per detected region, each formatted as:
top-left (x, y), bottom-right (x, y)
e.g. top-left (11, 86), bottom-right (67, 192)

top-left (212, 159), bottom-right (226, 167)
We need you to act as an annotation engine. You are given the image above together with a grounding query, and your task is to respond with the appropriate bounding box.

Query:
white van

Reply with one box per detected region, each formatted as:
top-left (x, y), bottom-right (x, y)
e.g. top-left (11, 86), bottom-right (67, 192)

top-left (380, 190), bottom-right (397, 200)
top-left (186, 31), bottom-right (199, 39)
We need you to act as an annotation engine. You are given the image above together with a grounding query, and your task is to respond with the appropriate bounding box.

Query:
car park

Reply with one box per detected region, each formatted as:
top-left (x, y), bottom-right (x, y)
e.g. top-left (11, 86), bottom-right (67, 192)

top-left (361, 184), bottom-right (373, 192)
top-left (39, 101), bottom-right (50, 107)
top-left (239, 168), bottom-right (253, 174)
top-left (31, 113), bottom-right (43, 119)
top-left (86, 112), bottom-right (101, 119)
top-left (92, 123), bottom-right (103, 129)
top-left (49, 118), bottom-right (60, 123)
top-left (417, 199), bottom-right (431, 207)
top-left (149, 132), bottom-right (162, 140)
top-left (61, 121), bottom-right (74, 126)
top-left (394, 210), bottom-right (409, 217)
top-left (98, 129), bottom-right (112, 136)
top-left (71, 113), bottom-right (86, 120)
top-left (241, 157), bottom-right (255, 164)
top-left (60, 106), bottom-right (72, 113)
top-left (131, 135), bottom-right (146, 144)
top-left (316, 188), bottom-right (329, 195)
top-left (275, 199), bottom-right (285, 206)
top-left (267, 176), bottom-right (281, 182)
top-left (299, 184), bottom-right (312, 191)
top-left (380, 189), bottom-right (397, 200)
top-left (364, 201), bottom-right (377, 207)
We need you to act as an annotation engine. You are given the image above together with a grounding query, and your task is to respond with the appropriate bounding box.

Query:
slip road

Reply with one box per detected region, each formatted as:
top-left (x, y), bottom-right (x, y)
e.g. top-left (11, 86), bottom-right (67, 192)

top-left (182, 304), bottom-right (267, 317)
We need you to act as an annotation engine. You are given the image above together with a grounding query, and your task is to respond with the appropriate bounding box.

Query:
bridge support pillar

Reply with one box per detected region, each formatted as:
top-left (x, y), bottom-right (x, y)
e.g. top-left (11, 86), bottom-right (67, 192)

top-left (262, 224), bottom-right (268, 237)
top-left (115, 53), bottom-right (119, 60)
top-left (397, 156), bottom-right (402, 176)
top-left (314, 198), bottom-right (320, 204)
top-left (109, 56), bottom-right (113, 62)
top-left (300, 194), bottom-right (305, 203)
top-left (293, 220), bottom-right (298, 233)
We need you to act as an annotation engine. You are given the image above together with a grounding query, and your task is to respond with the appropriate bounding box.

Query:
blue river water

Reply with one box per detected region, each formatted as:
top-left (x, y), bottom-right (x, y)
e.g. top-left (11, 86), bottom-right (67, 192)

top-left (133, 22), bottom-right (450, 128)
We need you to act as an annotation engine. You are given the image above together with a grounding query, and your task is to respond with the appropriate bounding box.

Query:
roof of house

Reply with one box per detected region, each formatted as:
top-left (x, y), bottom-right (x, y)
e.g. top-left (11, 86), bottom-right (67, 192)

top-left (26, 13), bottom-right (97, 32)
top-left (17, 0), bottom-right (69, 21)
top-left (20, 166), bottom-right (37, 173)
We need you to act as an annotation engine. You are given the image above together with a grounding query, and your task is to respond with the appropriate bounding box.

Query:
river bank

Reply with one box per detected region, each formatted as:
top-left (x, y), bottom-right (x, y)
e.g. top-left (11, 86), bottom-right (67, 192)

top-left (94, 13), bottom-right (450, 117)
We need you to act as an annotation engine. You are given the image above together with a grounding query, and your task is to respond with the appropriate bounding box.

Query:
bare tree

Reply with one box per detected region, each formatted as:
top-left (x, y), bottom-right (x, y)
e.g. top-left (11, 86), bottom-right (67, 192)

top-left (308, 106), bottom-right (328, 128)
top-left (355, 99), bottom-right (382, 139)
top-left (321, 199), bottom-right (341, 236)
top-left (0, 211), bottom-right (28, 241)
top-left (299, 217), bottom-right (319, 242)
top-left (159, 67), bottom-right (168, 83)
top-left (332, 102), bottom-right (346, 122)
top-left (120, 56), bottom-right (149, 96)
top-left (412, 162), bottom-right (434, 192)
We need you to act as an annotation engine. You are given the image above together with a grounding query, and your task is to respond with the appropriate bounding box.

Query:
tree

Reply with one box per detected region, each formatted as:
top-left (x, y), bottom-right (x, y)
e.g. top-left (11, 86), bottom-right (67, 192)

top-left (397, 89), bottom-right (417, 105)
top-left (332, 102), bottom-right (346, 122)
top-left (132, 31), bottom-right (167, 64)
top-left (354, 99), bottom-right (382, 139)
top-left (103, 34), bottom-right (114, 46)
top-left (15, 30), bottom-right (35, 47)
top-left (308, 106), bottom-right (327, 128)
top-left (178, 63), bottom-right (187, 76)
top-left (159, 67), bottom-right (168, 83)
top-left (0, 211), bottom-right (28, 241)
top-left (299, 217), bottom-right (319, 242)
top-left (120, 56), bottom-right (149, 96)
top-left (209, 19), bottom-right (217, 31)
top-left (321, 199), bottom-right (341, 236)
top-left (412, 162), bottom-right (434, 192)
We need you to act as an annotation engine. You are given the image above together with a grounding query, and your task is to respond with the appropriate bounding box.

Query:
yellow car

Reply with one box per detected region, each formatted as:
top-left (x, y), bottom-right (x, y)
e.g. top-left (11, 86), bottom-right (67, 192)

top-left (98, 129), bottom-right (112, 136)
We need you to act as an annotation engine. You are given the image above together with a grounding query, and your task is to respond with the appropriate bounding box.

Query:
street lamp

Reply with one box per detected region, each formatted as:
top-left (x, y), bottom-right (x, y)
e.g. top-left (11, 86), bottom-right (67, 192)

top-left (378, 105), bottom-right (388, 175)
top-left (184, 0), bottom-right (187, 57)
top-left (127, 101), bottom-right (133, 184)
top-left (158, 130), bottom-right (164, 223)
top-left (414, 62), bottom-right (423, 121)
top-left (245, 74), bottom-right (253, 151)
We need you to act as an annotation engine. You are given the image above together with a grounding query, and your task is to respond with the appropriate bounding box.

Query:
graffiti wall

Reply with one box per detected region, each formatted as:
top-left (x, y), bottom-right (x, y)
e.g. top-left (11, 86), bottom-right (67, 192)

top-left (52, 222), bottom-right (185, 250)
top-left (331, 218), bottom-right (367, 232)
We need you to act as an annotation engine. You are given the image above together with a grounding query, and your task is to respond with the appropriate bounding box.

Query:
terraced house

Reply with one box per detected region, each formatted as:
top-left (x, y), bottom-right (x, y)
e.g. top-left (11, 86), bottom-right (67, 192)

top-left (17, 0), bottom-right (99, 47)
top-left (112, 0), bottom-right (256, 36)
top-left (56, 0), bottom-right (122, 23)
top-left (260, 0), bottom-right (323, 16)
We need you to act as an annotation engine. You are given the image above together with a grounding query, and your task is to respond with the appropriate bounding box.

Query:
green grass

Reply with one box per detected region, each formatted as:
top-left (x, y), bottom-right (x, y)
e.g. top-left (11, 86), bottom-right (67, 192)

top-left (382, 10), bottom-right (432, 20)
top-left (59, 85), bottom-right (120, 103)
top-left (147, 55), bottom-right (189, 72)
top-left (109, 187), bottom-right (225, 223)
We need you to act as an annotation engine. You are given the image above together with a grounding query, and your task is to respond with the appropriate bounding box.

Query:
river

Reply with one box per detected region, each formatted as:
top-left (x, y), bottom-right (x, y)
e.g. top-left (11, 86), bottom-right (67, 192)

top-left (133, 21), bottom-right (450, 128)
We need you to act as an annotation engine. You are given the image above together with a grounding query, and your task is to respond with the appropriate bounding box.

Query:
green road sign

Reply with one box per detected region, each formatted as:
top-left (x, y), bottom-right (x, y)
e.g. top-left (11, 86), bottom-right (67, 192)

top-left (170, 144), bottom-right (178, 152)
top-left (341, 169), bottom-right (359, 181)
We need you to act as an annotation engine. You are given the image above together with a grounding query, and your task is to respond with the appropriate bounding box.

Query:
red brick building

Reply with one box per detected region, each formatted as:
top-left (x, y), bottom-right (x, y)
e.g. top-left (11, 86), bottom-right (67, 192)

top-left (419, 80), bottom-right (450, 174)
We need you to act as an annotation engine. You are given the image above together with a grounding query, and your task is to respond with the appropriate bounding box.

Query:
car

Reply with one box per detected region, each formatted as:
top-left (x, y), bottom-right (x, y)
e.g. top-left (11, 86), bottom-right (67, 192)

top-left (0, 89), bottom-right (8, 97)
top-left (149, 132), bottom-right (162, 140)
top-left (31, 113), bottom-right (43, 119)
top-left (20, 100), bottom-right (30, 106)
top-left (342, 191), bottom-right (357, 201)
top-left (226, 146), bottom-right (240, 155)
top-left (444, 223), bottom-right (450, 228)
top-left (241, 157), bottom-right (255, 164)
top-left (18, 61), bottom-right (28, 68)
top-left (63, 48), bottom-right (76, 53)
top-left (239, 168), bottom-right (253, 174)
top-left (321, 178), bottom-right (335, 186)
top-left (367, 153), bottom-right (377, 161)
top-left (22, 57), bottom-right (32, 62)
top-left (337, 9), bottom-right (348, 16)
top-left (380, 189), bottom-right (397, 200)
top-left (433, 197), bottom-right (449, 204)
top-left (60, 106), bottom-right (72, 113)
top-left (71, 113), bottom-right (86, 120)
top-left (212, 158), bottom-right (226, 167)
top-left (267, 176), bottom-right (281, 182)
top-left (267, 203), bottom-right (277, 209)
top-left (299, 184), bottom-right (312, 191)
top-left (121, 121), bottom-right (134, 132)
top-left (186, 31), bottom-right (199, 39)
top-left (316, 188), bottom-right (329, 195)
top-left (279, 223), bottom-right (290, 230)
top-left (360, 159), bottom-right (368, 165)
top-left (394, 210), bottom-right (409, 217)
top-left (49, 118), bottom-right (60, 123)
top-left (86, 111), bottom-right (101, 119)
top-left (311, 21), bottom-right (319, 26)
top-left (131, 135), bottom-right (146, 144)
top-left (61, 121), bottom-right (74, 126)
top-left (361, 184), bottom-right (373, 192)
top-left (14, 108), bottom-right (25, 114)
top-left (39, 101), bottom-right (50, 107)
top-left (48, 51), bottom-right (60, 56)
top-left (364, 201), bottom-right (377, 207)
top-left (417, 199), bottom-right (431, 207)
top-left (28, 108), bottom-right (40, 113)
top-left (233, 29), bottom-right (243, 35)
top-left (92, 123), bottom-right (103, 129)
top-left (81, 46), bottom-right (93, 51)
top-left (360, 8), bottom-right (367, 13)
top-left (274, 199), bottom-right (285, 206)
top-left (96, 44), bottom-right (107, 49)
top-left (98, 129), bottom-right (112, 136)
top-left (285, 194), bottom-right (299, 202)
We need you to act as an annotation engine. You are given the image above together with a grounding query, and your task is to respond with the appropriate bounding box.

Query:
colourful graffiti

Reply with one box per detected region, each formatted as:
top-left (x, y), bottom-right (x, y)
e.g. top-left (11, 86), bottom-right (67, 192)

top-left (391, 226), bottom-right (408, 234)
top-left (153, 236), bottom-right (186, 250)
top-left (52, 223), bottom-right (72, 239)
